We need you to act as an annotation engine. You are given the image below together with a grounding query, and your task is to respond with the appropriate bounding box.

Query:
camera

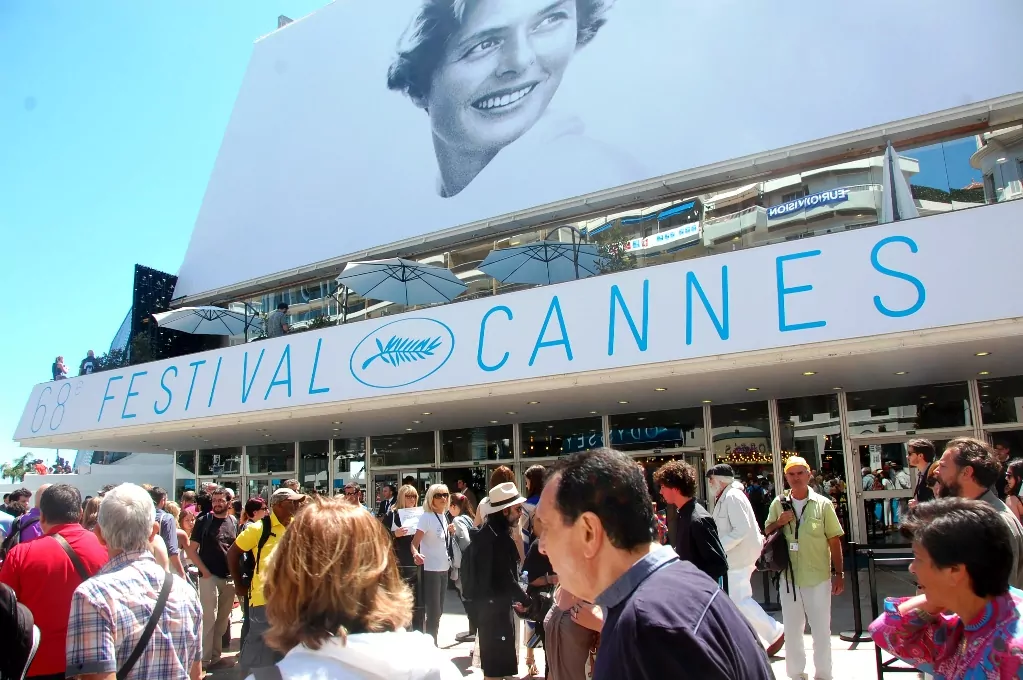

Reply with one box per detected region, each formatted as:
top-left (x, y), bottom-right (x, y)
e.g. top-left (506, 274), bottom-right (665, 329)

top-left (780, 497), bottom-right (793, 513)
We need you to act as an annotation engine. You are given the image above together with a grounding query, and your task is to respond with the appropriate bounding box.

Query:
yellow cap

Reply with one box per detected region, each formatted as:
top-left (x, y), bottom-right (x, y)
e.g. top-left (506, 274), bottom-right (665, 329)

top-left (784, 456), bottom-right (811, 473)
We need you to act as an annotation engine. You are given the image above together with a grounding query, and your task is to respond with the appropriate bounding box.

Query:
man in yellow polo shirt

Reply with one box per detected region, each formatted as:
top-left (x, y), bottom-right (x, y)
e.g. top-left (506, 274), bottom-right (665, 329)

top-left (765, 456), bottom-right (844, 680)
top-left (228, 487), bottom-right (304, 676)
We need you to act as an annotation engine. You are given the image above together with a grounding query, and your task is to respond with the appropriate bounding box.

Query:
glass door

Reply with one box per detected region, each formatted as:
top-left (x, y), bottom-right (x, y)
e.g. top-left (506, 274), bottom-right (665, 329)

top-left (849, 433), bottom-right (968, 545)
top-left (245, 477), bottom-right (285, 505)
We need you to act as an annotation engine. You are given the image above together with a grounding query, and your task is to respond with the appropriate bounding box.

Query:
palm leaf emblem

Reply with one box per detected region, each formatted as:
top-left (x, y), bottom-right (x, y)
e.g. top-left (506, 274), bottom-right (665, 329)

top-left (362, 336), bottom-right (444, 370)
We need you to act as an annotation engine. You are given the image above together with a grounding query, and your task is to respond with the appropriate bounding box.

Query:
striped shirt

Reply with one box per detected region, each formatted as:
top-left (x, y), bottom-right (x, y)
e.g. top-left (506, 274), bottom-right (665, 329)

top-left (66, 550), bottom-right (202, 679)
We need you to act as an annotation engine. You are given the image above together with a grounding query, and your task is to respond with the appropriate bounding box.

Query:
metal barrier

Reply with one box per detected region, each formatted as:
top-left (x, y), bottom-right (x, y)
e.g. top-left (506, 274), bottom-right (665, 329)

top-left (838, 542), bottom-right (922, 678)
top-left (866, 552), bottom-right (919, 679)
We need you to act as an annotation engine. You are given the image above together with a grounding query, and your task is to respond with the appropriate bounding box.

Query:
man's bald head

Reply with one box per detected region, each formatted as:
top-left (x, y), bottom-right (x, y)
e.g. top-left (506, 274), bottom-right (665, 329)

top-left (35, 484), bottom-right (52, 509)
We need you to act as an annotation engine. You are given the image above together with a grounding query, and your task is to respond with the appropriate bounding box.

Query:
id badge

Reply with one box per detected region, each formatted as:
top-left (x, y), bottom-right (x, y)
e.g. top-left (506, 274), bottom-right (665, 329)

top-left (789, 542), bottom-right (799, 552)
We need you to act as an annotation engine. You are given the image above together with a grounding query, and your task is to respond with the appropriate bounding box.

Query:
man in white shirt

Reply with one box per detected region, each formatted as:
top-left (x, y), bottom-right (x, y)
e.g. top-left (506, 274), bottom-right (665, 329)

top-left (706, 464), bottom-right (786, 657)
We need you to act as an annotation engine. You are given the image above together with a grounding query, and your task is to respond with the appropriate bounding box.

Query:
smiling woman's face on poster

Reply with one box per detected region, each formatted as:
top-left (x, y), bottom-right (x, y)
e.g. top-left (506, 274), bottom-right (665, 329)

top-left (389, 0), bottom-right (610, 197)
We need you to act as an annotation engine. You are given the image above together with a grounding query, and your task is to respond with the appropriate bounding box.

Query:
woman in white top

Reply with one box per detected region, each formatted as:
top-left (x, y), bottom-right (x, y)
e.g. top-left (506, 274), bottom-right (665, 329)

top-left (412, 484), bottom-right (455, 646)
top-left (244, 497), bottom-right (460, 680)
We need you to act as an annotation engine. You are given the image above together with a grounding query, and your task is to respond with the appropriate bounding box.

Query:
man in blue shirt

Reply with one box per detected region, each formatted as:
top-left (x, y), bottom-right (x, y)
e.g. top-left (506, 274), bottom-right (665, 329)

top-left (536, 448), bottom-right (774, 680)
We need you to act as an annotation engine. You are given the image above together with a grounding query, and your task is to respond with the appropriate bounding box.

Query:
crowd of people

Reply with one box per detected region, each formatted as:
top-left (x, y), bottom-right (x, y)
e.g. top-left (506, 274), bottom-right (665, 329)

top-left (3, 437), bottom-right (1023, 679)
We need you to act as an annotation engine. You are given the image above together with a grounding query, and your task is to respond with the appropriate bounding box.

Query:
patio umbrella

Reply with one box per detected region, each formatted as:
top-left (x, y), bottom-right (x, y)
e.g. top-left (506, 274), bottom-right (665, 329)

top-left (880, 141), bottom-right (920, 224)
top-left (152, 306), bottom-right (263, 336)
top-left (335, 258), bottom-right (467, 306)
top-left (479, 241), bottom-right (605, 285)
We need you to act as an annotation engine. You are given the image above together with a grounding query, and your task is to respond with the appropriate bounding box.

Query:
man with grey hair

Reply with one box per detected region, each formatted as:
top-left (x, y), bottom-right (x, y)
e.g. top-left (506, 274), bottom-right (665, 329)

top-left (66, 483), bottom-right (202, 680)
top-left (706, 464), bottom-right (786, 657)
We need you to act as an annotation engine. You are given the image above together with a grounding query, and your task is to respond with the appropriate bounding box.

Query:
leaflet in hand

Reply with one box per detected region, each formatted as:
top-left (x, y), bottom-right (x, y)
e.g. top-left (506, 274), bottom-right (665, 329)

top-left (398, 507), bottom-right (423, 531)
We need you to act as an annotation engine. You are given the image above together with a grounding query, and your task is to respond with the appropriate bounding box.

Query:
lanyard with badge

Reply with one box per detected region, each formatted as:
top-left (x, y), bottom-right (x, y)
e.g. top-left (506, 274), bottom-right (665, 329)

top-left (788, 497), bottom-right (806, 553)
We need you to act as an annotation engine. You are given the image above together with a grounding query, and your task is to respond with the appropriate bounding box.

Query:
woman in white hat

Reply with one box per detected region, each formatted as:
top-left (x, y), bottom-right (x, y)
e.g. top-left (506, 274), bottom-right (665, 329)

top-left (470, 482), bottom-right (530, 680)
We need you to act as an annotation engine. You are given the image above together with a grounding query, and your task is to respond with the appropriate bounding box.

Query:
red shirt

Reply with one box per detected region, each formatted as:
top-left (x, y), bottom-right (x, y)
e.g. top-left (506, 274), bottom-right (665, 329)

top-left (0, 523), bottom-right (108, 676)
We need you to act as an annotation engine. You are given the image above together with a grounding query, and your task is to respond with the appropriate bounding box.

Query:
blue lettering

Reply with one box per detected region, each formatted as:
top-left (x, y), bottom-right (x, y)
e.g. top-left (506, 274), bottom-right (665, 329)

top-left (308, 338), bottom-right (330, 395)
top-left (185, 360), bottom-right (206, 411)
top-left (776, 250), bottom-right (827, 332)
top-left (154, 366), bottom-right (178, 415)
top-left (98, 375), bottom-right (123, 422)
top-left (265, 345), bottom-right (293, 400)
top-left (608, 280), bottom-right (650, 355)
top-left (477, 305), bottom-right (513, 372)
top-left (242, 350), bottom-right (264, 404)
top-left (871, 236), bottom-right (926, 317)
top-left (686, 267), bottom-right (730, 345)
top-left (121, 371), bottom-right (148, 420)
top-left (529, 297), bottom-right (573, 366)
top-left (208, 356), bottom-right (222, 408)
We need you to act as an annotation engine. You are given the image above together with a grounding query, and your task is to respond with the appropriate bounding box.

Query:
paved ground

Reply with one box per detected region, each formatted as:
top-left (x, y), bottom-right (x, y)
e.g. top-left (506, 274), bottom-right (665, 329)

top-left (209, 564), bottom-right (921, 680)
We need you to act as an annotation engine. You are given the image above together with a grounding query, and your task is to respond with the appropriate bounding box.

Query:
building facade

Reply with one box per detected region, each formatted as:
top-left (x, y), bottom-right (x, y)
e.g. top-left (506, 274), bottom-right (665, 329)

top-left (13, 1), bottom-right (1023, 548)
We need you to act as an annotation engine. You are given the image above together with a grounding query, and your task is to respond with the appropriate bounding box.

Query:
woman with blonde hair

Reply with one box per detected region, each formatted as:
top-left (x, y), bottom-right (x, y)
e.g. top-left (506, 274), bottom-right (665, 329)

top-left (247, 497), bottom-right (460, 679)
top-left (412, 483), bottom-right (455, 645)
top-left (386, 485), bottom-right (425, 632)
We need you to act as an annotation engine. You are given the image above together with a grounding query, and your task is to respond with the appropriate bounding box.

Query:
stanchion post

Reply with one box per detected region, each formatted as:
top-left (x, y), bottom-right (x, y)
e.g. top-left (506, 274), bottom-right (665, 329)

top-left (839, 541), bottom-right (872, 643)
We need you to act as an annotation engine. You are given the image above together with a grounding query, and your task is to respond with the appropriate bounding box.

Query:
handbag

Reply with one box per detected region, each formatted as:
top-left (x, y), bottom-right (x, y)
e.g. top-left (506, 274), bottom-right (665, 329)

top-left (116, 571), bottom-right (173, 680)
top-left (755, 529), bottom-right (789, 573)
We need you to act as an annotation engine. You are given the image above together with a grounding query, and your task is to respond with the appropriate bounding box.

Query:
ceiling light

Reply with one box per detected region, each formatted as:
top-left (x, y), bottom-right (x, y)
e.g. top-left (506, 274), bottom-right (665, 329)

top-left (589, 411), bottom-right (598, 414)
top-left (739, 407), bottom-right (747, 412)
top-left (654, 387), bottom-right (667, 392)
top-left (702, 399), bottom-right (712, 403)
top-left (262, 434), bottom-right (270, 438)
top-left (833, 387), bottom-right (842, 391)
top-left (421, 412), bottom-right (432, 416)
top-left (894, 371), bottom-right (908, 376)
top-left (618, 400), bottom-right (629, 404)
top-left (527, 401), bottom-right (539, 405)
top-left (406, 428), bottom-right (413, 431)
top-left (332, 428), bottom-right (340, 431)
top-left (975, 352), bottom-right (991, 357)
top-left (257, 428), bottom-right (267, 432)
top-left (412, 420), bottom-right (421, 424)
top-left (746, 387), bottom-right (759, 392)
top-left (802, 371), bottom-right (816, 376)
top-left (979, 371), bottom-right (990, 376)
top-left (506, 411), bottom-right (517, 415)
top-left (331, 421), bottom-right (341, 425)
top-left (637, 417), bottom-right (646, 421)
top-left (489, 420), bottom-right (499, 424)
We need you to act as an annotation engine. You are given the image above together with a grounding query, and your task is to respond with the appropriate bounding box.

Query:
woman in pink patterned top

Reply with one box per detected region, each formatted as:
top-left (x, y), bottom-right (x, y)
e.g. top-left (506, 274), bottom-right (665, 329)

top-left (869, 497), bottom-right (1023, 679)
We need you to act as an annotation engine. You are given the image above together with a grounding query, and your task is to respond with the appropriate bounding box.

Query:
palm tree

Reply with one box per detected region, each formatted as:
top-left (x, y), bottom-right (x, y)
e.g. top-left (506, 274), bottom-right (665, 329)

top-left (2, 453), bottom-right (33, 483)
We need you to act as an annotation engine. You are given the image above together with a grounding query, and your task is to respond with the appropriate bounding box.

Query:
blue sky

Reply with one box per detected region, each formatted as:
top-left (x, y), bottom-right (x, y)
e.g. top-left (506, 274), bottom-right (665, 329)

top-left (0, 1), bottom-right (326, 466)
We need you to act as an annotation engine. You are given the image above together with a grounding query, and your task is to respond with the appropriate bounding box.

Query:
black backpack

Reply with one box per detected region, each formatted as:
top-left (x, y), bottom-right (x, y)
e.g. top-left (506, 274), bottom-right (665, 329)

top-left (239, 516), bottom-right (274, 595)
top-left (0, 515), bottom-right (39, 565)
top-left (459, 525), bottom-right (486, 601)
top-left (756, 528), bottom-right (789, 574)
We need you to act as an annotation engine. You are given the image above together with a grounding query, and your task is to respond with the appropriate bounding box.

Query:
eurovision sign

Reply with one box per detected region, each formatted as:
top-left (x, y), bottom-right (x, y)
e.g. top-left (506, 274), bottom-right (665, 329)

top-left (767, 188), bottom-right (851, 220)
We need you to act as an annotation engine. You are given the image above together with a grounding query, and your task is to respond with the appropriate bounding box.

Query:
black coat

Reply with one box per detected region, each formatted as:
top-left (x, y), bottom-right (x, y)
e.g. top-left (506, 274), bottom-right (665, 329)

top-left (384, 511), bottom-right (415, 570)
top-left (472, 519), bottom-right (528, 604)
top-left (674, 499), bottom-right (729, 587)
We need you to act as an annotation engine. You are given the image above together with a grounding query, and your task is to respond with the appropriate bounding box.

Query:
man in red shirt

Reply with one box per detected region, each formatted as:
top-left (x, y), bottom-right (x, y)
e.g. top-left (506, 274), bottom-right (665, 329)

top-left (0, 484), bottom-right (107, 680)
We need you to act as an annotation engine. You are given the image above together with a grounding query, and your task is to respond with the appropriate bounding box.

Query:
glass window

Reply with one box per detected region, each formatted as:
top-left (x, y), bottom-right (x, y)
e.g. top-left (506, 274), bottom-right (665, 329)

top-left (333, 437), bottom-right (367, 490)
top-left (710, 401), bottom-right (774, 499)
top-left (441, 425), bottom-right (513, 463)
top-left (173, 471), bottom-right (195, 505)
top-left (370, 431), bottom-right (434, 468)
top-left (247, 478), bottom-right (284, 503)
top-left (608, 408), bottom-right (705, 452)
top-left (198, 446), bottom-right (241, 476)
top-left (521, 417), bottom-right (603, 458)
top-left (846, 382), bottom-right (972, 432)
top-left (979, 375), bottom-right (1023, 425)
top-left (778, 394), bottom-right (849, 538)
top-left (247, 442), bottom-right (295, 474)
top-left (175, 450), bottom-right (196, 475)
top-left (299, 440), bottom-right (329, 495)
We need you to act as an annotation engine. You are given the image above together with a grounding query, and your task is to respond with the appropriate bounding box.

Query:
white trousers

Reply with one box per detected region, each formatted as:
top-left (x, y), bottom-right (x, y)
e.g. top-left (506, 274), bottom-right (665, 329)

top-left (727, 566), bottom-right (784, 647)
top-left (779, 577), bottom-right (833, 680)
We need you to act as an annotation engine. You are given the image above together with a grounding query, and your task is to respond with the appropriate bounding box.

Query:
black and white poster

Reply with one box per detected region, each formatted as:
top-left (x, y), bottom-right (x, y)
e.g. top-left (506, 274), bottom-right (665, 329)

top-left (175, 0), bottom-right (1023, 298)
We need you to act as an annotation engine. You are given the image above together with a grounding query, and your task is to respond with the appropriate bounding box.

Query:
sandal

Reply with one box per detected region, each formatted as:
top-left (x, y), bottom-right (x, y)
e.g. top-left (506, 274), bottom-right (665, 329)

top-left (526, 663), bottom-right (539, 677)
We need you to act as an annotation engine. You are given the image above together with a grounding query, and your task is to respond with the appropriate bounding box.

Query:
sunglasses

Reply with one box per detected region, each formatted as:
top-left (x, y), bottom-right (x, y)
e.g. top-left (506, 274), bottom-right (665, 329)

top-left (434, 493), bottom-right (450, 499)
